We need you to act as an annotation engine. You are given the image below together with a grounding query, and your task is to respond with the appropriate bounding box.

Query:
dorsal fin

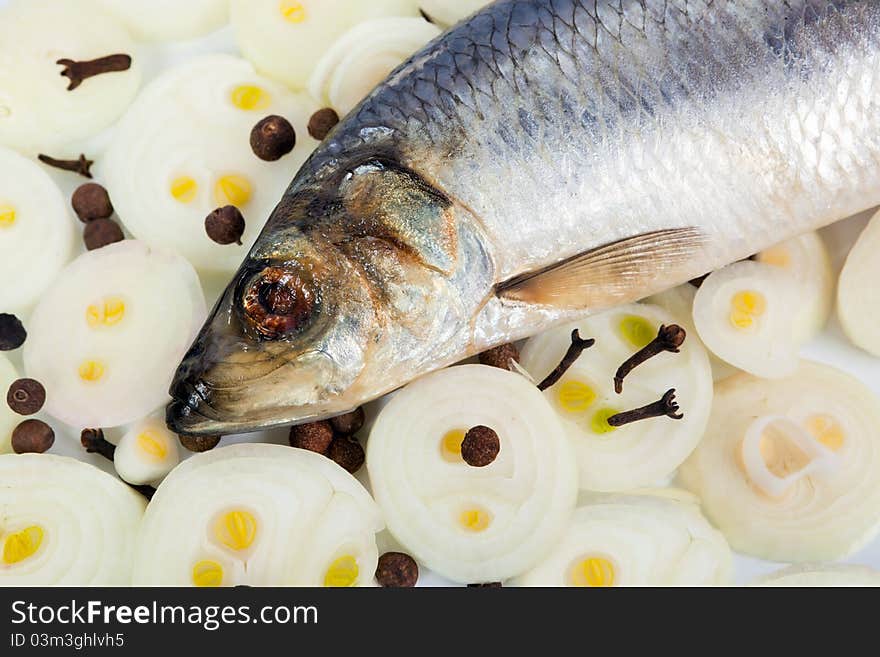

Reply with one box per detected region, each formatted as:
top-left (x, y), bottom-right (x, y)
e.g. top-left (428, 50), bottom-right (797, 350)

top-left (496, 227), bottom-right (706, 309)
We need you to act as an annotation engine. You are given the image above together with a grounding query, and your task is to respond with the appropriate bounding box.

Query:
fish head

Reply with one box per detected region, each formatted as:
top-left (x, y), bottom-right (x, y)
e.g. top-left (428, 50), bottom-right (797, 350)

top-left (167, 211), bottom-right (381, 436)
top-left (167, 156), bottom-right (491, 436)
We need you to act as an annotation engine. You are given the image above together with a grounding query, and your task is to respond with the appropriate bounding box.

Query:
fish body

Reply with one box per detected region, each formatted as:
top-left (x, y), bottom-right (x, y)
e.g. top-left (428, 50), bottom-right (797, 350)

top-left (168, 0), bottom-right (880, 435)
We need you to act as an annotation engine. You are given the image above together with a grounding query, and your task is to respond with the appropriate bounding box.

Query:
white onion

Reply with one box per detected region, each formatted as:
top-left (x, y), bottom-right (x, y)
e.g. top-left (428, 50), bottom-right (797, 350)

top-left (753, 563), bottom-right (880, 587)
top-left (0, 454), bottom-right (146, 585)
top-left (101, 54), bottom-right (317, 274)
top-left (367, 364), bottom-right (578, 583)
top-left (511, 492), bottom-right (731, 586)
top-left (0, 0), bottom-right (141, 154)
top-left (755, 231), bottom-right (833, 343)
top-left (520, 303), bottom-right (713, 491)
top-left (0, 146), bottom-right (74, 314)
top-left (679, 361), bottom-right (880, 561)
top-left (231, 0), bottom-right (419, 91)
top-left (693, 260), bottom-right (800, 378)
top-left (113, 413), bottom-right (180, 486)
top-left (23, 240), bottom-right (206, 428)
top-left (133, 444), bottom-right (383, 586)
top-left (838, 209), bottom-right (880, 356)
top-left (94, 0), bottom-right (228, 42)
top-left (309, 17), bottom-right (441, 116)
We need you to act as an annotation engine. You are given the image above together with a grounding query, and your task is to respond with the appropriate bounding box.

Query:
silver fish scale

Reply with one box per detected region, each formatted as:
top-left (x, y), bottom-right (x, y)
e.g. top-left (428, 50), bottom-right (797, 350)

top-left (318, 0), bottom-right (880, 292)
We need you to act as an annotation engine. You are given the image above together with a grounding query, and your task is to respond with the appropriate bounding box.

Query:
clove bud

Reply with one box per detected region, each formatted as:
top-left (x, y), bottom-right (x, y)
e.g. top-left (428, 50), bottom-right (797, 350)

top-left (537, 329), bottom-right (595, 391)
top-left (57, 54), bottom-right (132, 91)
top-left (38, 153), bottom-right (93, 178)
top-left (81, 428), bottom-right (115, 461)
top-left (607, 389), bottom-right (684, 427)
top-left (614, 324), bottom-right (686, 393)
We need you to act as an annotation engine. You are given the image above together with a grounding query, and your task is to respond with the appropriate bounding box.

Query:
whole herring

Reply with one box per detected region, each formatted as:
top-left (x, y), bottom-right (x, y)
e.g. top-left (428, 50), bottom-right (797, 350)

top-left (169, 0), bottom-right (880, 435)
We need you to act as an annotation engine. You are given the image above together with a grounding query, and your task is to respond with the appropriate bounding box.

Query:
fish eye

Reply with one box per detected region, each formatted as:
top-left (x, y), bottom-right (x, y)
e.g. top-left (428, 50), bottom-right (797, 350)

top-left (241, 266), bottom-right (314, 340)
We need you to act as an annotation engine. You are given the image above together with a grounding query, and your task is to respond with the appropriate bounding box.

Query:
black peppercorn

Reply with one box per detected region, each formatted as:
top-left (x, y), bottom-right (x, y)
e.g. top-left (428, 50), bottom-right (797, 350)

top-left (329, 407), bottom-right (365, 436)
top-left (72, 182), bottom-right (113, 222)
top-left (307, 108), bottom-right (339, 140)
top-left (178, 434), bottom-right (222, 453)
top-left (327, 436), bottom-right (365, 473)
top-left (12, 419), bottom-right (54, 454)
top-left (205, 206), bottom-right (245, 245)
top-left (289, 421), bottom-right (334, 454)
top-left (375, 552), bottom-right (419, 587)
top-left (83, 218), bottom-right (124, 250)
top-left (7, 379), bottom-right (45, 415)
top-left (250, 115), bottom-right (297, 161)
top-left (0, 313), bottom-right (26, 351)
top-left (461, 425), bottom-right (500, 467)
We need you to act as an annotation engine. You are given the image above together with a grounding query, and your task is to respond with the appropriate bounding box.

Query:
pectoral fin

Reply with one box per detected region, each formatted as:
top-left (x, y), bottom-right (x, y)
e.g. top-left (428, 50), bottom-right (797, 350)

top-left (496, 227), bottom-right (706, 309)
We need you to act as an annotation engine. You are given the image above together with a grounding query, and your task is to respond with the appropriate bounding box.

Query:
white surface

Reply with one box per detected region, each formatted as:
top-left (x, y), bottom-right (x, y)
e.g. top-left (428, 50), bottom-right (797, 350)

top-left (4, 5), bottom-right (880, 586)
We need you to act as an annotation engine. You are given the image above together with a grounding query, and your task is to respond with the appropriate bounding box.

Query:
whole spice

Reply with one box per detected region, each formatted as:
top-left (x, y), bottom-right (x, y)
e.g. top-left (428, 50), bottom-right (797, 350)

top-left (0, 313), bottom-right (26, 351)
top-left (329, 407), bottom-right (365, 436)
top-left (178, 434), bottom-right (222, 453)
top-left (460, 425), bottom-right (500, 467)
top-left (57, 54), bottom-right (132, 91)
top-left (613, 324), bottom-right (686, 394)
top-left (11, 419), bottom-right (54, 454)
top-left (607, 389), bottom-right (684, 427)
top-left (537, 329), bottom-right (595, 391)
top-left (478, 343), bottom-right (520, 370)
top-left (327, 436), bottom-right (365, 474)
top-left (81, 427), bottom-right (115, 461)
top-left (250, 115), bottom-right (297, 161)
top-left (205, 206), bottom-right (246, 245)
top-left (37, 153), bottom-right (93, 178)
top-left (7, 379), bottom-right (45, 415)
top-left (72, 182), bottom-right (113, 222)
top-left (307, 108), bottom-right (339, 141)
top-left (83, 218), bottom-right (124, 250)
top-left (289, 421), bottom-right (334, 454)
top-left (375, 552), bottom-right (419, 588)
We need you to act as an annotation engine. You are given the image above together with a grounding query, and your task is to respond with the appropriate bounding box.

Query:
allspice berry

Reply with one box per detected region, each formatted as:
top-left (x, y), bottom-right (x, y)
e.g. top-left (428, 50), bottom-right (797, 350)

top-left (11, 419), bottom-right (54, 454)
top-left (83, 218), bottom-right (124, 250)
top-left (205, 206), bottom-right (245, 245)
top-left (307, 108), bottom-right (339, 141)
top-left (7, 378), bottom-right (46, 415)
top-left (179, 434), bottom-right (222, 453)
top-left (289, 421), bottom-right (334, 454)
top-left (329, 407), bottom-right (365, 436)
top-left (478, 343), bottom-right (520, 370)
top-left (327, 436), bottom-right (365, 474)
top-left (461, 425), bottom-right (500, 467)
top-left (250, 115), bottom-right (297, 161)
top-left (375, 552), bottom-right (419, 588)
top-left (0, 313), bottom-right (26, 351)
top-left (72, 182), bottom-right (113, 222)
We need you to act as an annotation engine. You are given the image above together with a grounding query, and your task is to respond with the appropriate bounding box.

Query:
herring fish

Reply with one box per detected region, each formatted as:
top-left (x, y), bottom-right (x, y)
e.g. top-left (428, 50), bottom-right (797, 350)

top-left (167, 0), bottom-right (880, 436)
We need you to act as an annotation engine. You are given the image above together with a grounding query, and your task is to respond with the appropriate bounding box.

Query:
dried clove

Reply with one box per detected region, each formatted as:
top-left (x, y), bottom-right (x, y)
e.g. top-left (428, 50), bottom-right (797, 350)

top-left (606, 389), bottom-right (684, 427)
top-left (57, 54), bottom-right (132, 91)
top-left (537, 329), bottom-right (595, 391)
top-left (613, 324), bottom-right (686, 394)
top-left (81, 427), bottom-right (115, 461)
top-left (38, 153), bottom-right (93, 178)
